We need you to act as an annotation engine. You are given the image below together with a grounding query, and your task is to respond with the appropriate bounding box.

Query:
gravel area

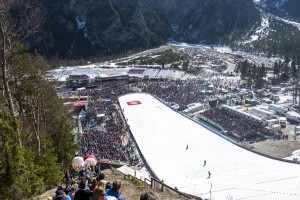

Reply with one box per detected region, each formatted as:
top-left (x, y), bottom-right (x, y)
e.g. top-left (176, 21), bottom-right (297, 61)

top-left (252, 122), bottom-right (300, 159)
top-left (252, 139), bottom-right (300, 158)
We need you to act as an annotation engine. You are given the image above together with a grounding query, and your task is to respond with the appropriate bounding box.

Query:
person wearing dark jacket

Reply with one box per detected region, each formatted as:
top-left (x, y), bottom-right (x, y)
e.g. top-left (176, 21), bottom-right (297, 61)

top-left (74, 181), bottom-right (93, 200)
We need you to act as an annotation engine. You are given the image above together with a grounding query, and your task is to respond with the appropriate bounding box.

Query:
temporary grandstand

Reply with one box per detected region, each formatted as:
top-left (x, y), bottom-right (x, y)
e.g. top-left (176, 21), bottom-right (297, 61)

top-left (95, 72), bottom-right (129, 82)
top-left (119, 93), bottom-right (300, 200)
top-left (222, 105), bottom-right (263, 123)
top-left (49, 66), bottom-right (187, 81)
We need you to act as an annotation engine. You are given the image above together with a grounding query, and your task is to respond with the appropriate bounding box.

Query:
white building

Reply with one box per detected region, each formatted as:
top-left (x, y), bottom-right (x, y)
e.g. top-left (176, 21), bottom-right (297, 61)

top-left (268, 104), bottom-right (288, 115)
top-left (252, 107), bottom-right (274, 120)
top-left (286, 111), bottom-right (300, 123)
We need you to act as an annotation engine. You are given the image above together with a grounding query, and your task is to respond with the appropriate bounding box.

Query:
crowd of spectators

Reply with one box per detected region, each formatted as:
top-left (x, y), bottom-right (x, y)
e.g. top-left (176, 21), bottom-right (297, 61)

top-left (51, 171), bottom-right (159, 200)
top-left (50, 170), bottom-right (122, 200)
top-left (77, 92), bottom-right (137, 164)
top-left (135, 77), bottom-right (240, 108)
top-left (68, 77), bottom-right (241, 164)
top-left (135, 79), bottom-right (207, 107)
top-left (74, 79), bottom-right (155, 164)
top-left (202, 108), bottom-right (262, 139)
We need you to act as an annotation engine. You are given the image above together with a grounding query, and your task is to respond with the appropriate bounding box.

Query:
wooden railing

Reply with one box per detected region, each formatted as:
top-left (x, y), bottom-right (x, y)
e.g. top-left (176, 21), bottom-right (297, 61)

top-left (122, 172), bottom-right (202, 200)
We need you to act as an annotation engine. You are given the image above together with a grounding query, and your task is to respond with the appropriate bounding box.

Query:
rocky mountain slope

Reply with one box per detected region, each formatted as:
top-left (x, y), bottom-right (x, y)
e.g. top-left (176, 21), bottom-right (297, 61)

top-left (256, 0), bottom-right (300, 20)
top-left (32, 0), bottom-right (260, 59)
top-left (140, 0), bottom-right (260, 43)
top-left (231, 0), bottom-right (300, 57)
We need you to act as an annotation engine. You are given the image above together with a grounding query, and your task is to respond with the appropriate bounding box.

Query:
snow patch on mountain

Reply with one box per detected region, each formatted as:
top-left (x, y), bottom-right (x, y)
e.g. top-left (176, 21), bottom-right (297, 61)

top-left (171, 24), bottom-right (179, 32)
top-left (241, 2), bottom-right (300, 45)
top-left (75, 17), bottom-right (86, 30)
top-left (243, 14), bottom-right (270, 44)
top-left (274, 0), bottom-right (287, 10)
top-left (253, 0), bottom-right (267, 5)
top-left (261, 8), bottom-right (300, 31)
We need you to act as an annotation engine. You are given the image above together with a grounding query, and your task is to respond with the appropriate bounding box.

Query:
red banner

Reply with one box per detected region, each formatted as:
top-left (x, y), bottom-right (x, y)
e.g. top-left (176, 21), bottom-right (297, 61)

top-left (127, 101), bottom-right (142, 106)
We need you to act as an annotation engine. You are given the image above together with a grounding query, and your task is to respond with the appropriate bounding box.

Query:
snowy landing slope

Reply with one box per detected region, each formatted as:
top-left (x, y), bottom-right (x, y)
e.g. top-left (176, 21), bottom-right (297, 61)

top-left (119, 93), bottom-right (300, 200)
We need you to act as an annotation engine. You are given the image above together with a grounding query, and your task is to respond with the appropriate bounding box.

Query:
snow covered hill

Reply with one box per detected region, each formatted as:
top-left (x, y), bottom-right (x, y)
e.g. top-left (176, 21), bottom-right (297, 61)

top-left (228, 0), bottom-right (300, 55)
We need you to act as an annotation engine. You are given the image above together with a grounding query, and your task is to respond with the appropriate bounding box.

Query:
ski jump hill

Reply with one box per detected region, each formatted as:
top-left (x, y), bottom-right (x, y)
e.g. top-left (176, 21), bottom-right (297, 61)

top-left (118, 93), bottom-right (300, 200)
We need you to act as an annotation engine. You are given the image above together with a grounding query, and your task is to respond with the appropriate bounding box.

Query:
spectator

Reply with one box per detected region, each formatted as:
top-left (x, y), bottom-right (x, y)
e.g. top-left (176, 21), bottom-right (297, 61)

top-left (65, 169), bottom-right (71, 185)
top-left (98, 180), bottom-right (107, 190)
top-left (71, 184), bottom-right (78, 200)
top-left (55, 190), bottom-right (65, 200)
top-left (95, 164), bottom-right (100, 176)
top-left (106, 182), bottom-right (112, 190)
top-left (74, 181), bottom-right (93, 200)
top-left (85, 167), bottom-right (92, 178)
top-left (94, 186), bottom-right (105, 200)
top-left (53, 186), bottom-right (65, 200)
top-left (90, 179), bottom-right (97, 192)
top-left (98, 173), bottom-right (105, 181)
top-left (65, 188), bottom-right (72, 200)
top-left (106, 180), bottom-right (123, 200)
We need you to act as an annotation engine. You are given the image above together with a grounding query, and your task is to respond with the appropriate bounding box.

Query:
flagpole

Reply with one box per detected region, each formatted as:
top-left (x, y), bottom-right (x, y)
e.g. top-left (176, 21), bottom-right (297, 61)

top-left (210, 182), bottom-right (212, 200)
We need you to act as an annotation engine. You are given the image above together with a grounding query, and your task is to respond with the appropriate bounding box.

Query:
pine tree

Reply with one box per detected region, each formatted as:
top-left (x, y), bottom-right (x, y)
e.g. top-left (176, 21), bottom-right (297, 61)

top-left (273, 61), bottom-right (280, 82)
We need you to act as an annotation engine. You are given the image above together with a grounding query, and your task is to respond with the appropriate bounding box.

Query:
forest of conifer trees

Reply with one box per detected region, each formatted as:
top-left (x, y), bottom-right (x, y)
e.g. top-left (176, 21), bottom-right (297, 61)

top-left (0, 1), bottom-right (77, 199)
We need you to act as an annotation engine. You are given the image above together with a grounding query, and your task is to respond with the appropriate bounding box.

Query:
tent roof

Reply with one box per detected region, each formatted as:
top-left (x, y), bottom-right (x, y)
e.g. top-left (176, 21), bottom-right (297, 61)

top-left (74, 101), bottom-right (86, 106)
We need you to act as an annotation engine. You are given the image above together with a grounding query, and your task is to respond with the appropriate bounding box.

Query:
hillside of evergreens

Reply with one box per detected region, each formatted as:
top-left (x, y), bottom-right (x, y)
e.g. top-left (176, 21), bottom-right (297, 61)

top-left (0, 1), bottom-right (77, 199)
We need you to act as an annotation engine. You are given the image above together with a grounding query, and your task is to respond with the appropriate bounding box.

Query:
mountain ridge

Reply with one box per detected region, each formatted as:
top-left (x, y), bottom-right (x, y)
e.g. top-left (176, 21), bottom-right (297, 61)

top-left (31, 0), bottom-right (259, 58)
top-left (28, 0), bottom-right (300, 59)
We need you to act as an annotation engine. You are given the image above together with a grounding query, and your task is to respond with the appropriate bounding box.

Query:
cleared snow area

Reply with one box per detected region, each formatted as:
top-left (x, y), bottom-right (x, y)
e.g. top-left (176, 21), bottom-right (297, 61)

top-left (119, 93), bottom-right (300, 200)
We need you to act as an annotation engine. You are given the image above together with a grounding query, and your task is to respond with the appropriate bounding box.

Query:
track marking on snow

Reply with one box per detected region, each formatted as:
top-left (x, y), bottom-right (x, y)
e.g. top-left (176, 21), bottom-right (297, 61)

top-left (201, 187), bottom-right (235, 194)
top-left (255, 176), bottom-right (298, 184)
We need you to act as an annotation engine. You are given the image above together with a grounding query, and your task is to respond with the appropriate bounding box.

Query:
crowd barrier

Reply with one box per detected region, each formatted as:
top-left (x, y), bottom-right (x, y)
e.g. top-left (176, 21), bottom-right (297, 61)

top-left (122, 173), bottom-right (199, 199)
top-left (151, 178), bottom-right (201, 200)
